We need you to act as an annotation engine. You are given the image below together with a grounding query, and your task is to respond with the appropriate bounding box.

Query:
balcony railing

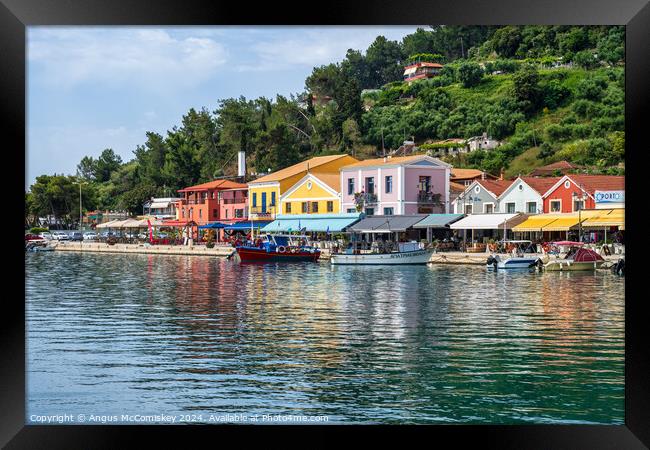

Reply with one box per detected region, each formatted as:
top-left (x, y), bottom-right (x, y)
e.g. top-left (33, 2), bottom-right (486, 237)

top-left (222, 198), bottom-right (247, 204)
top-left (417, 191), bottom-right (442, 204)
top-left (363, 193), bottom-right (378, 204)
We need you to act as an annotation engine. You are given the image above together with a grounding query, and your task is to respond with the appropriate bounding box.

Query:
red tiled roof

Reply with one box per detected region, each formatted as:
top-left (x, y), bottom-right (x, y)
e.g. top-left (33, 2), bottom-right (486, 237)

top-left (476, 179), bottom-right (514, 196)
top-left (567, 175), bottom-right (625, 195)
top-left (178, 179), bottom-right (248, 193)
top-left (520, 177), bottom-right (563, 195)
top-left (538, 161), bottom-right (580, 170)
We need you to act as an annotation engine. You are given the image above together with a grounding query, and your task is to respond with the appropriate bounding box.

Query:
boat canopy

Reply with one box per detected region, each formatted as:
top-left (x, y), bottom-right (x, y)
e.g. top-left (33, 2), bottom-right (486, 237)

top-left (348, 214), bottom-right (428, 233)
top-left (412, 213), bottom-right (465, 229)
top-left (262, 213), bottom-right (363, 233)
top-left (449, 213), bottom-right (526, 230)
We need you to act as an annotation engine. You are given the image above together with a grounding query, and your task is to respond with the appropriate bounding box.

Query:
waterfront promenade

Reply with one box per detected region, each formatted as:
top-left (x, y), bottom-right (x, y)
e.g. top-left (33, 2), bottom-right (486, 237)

top-left (51, 242), bottom-right (623, 265)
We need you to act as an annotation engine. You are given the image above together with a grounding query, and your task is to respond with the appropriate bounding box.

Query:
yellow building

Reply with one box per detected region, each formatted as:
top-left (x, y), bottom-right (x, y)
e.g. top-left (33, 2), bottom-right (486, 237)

top-left (247, 154), bottom-right (357, 218)
top-left (280, 172), bottom-right (341, 214)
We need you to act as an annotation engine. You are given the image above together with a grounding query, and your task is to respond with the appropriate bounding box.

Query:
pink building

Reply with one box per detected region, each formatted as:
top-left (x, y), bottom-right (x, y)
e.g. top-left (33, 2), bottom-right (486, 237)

top-left (339, 155), bottom-right (451, 216)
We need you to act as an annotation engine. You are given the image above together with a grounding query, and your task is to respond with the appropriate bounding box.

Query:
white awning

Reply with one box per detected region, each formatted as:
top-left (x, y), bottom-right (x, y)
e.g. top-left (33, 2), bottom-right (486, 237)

top-left (449, 213), bottom-right (524, 230)
top-left (149, 201), bottom-right (172, 209)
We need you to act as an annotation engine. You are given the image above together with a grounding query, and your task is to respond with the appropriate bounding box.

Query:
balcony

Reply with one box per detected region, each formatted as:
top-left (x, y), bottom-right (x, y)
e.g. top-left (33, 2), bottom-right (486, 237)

top-left (417, 191), bottom-right (442, 204)
top-left (222, 198), bottom-right (247, 205)
top-left (363, 193), bottom-right (378, 204)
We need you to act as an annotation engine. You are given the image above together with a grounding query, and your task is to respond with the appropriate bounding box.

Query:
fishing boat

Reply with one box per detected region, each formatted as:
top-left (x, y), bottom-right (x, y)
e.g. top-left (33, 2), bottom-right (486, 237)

top-left (486, 240), bottom-right (538, 270)
top-left (25, 240), bottom-right (56, 252)
top-left (540, 245), bottom-right (605, 271)
top-left (235, 234), bottom-right (320, 263)
top-left (330, 241), bottom-right (434, 265)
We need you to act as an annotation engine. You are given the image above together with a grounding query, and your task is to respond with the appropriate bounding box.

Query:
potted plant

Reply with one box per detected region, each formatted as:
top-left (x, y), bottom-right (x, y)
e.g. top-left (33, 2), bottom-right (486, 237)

top-left (205, 230), bottom-right (215, 249)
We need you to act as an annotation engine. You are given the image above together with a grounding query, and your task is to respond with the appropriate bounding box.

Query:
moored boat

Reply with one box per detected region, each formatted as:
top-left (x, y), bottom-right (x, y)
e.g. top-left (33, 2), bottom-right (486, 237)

top-left (330, 242), bottom-right (434, 265)
top-left (235, 234), bottom-right (320, 263)
top-left (541, 246), bottom-right (605, 271)
top-left (486, 240), bottom-right (538, 270)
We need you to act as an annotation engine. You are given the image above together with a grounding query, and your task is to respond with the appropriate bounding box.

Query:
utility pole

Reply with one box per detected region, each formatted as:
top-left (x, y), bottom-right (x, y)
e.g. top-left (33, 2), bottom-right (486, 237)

top-left (381, 128), bottom-right (385, 156)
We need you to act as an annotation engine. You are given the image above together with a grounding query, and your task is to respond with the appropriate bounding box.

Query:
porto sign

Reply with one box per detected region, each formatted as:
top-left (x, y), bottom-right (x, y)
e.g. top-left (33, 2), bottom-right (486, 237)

top-left (595, 190), bottom-right (624, 204)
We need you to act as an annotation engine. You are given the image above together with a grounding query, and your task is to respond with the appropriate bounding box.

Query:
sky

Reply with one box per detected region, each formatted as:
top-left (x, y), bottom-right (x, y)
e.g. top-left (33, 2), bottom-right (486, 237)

top-left (26, 26), bottom-right (422, 189)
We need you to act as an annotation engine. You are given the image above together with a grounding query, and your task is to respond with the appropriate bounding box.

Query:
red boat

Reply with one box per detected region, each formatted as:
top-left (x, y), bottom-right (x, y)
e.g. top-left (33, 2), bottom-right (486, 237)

top-left (235, 234), bottom-right (321, 263)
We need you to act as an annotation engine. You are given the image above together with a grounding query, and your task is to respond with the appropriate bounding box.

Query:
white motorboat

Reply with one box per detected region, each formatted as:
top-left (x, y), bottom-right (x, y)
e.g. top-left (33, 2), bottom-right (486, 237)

top-left (486, 240), bottom-right (538, 270)
top-left (331, 242), bottom-right (434, 265)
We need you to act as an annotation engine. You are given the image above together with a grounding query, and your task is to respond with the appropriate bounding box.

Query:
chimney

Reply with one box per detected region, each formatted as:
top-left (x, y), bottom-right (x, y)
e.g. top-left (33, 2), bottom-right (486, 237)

top-left (481, 171), bottom-right (485, 180)
top-left (499, 167), bottom-right (504, 181)
top-left (237, 151), bottom-right (246, 177)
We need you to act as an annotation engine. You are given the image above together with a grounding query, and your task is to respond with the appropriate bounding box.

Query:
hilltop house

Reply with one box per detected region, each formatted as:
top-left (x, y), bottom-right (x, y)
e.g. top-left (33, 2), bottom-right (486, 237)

top-left (530, 160), bottom-right (584, 177)
top-left (467, 133), bottom-right (502, 152)
top-left (403, 61), bottom-right (443, 84)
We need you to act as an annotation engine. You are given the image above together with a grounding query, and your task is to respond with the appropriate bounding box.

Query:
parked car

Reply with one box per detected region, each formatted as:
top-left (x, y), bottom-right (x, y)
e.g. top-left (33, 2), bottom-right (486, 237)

top-left (83, 232), bottom-right (98, 241)
top-left (51, 231), bottom-right (70, 241)
top-left (25, 233), bottom-right (45, 242)
top-left (70, 231), bottom-right (83, 241)
top-left (39, 232), bottom-right (54, 240)
top-left (99, 231), bottom-right (115, 239)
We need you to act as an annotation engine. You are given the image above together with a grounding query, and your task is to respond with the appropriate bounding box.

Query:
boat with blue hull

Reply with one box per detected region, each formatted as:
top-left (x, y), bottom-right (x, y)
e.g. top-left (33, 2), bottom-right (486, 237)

top-left (486, 240), bottom-right (538, 270)
top-left (235, 234), bottom-right (320, 263)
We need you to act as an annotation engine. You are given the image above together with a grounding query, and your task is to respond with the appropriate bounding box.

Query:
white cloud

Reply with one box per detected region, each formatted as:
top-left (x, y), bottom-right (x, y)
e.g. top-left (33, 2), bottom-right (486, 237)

top-left (28, 28), bottom-right (228, 91)
top-left (237, 26), bottom-right (421, 72)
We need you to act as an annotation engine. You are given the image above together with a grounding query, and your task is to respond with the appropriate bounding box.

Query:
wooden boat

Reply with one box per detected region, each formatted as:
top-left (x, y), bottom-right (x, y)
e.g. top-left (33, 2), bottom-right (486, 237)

top-left (486, 240), bottom-right (538, 270)
top-left (235, 234), bottom-right (320, 263)
top-left (331, 242), bottom-right (434, 265)
top-left (541, 246), bottom-right (605, 271)
top-left (25, 240), bottom-right (56, 252)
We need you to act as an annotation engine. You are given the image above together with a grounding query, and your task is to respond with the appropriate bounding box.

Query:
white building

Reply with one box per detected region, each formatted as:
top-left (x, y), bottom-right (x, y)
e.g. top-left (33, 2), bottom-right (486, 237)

top-left (143, 197), bottom-right (181, 219)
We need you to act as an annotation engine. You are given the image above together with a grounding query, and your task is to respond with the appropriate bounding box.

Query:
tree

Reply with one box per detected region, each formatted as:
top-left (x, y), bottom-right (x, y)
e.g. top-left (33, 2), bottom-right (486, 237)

top-left (401, 28), bottom-right (435, 57)
top-left (573, 50), bottom-right (599, 69)
top-left (94, 149), bottom-right (123, 183)
top-left (365, 36), bottom-right (405, 88)
top-left (512, 64), bottom-right (542, 114)
top-left (457, 62), bottom-right (484, 88)
top-left (490, 26), bottom-right (522, 57)
top-left (76, 156), bottom-right (97, 181)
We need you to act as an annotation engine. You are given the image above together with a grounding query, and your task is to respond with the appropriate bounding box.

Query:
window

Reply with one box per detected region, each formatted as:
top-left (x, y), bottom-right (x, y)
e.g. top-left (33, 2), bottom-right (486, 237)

top-left (181, 209), bottom-right (185, 218)
top-left (311, 202), bottom-right (319, 213)
top-left (550, 200), bottom-right (561, 212)
top-left (302, 202), bottom-right (308, 213)
top-left (271, 192), bottom-right (276, 206)
top-left (527, 202), bottom-right (537, 214)
top-left (199, 209), bottom-right (202, 219)
top-left (252, 193), bottom-right (257, 208)
top-left (213, 209), bottom-right (218, 218)
top-left (365, 208), bottom-right (374, 216)
top-left (383, 207), bottom-right (394, 215)
top-left (189, 208), bottom-right (193, 218)
top-left (385, 175), bottom-right (393, 193)
top-left (365, 177), bottom-right (375, 194)
top-left (235, 209), bottom-right (244, 218)
top-left (348, 178), bottom-right (355, 195)
top-left (327, 201), bottom-right (334, 212)
top-left (574, 200), bottom-right (584, 211)
top-left (346, 208), bottom-right (356, 213)
top-left (465, 204), bottom-right (473, 214)
top-left (506, 202), bottom-right (516, 213)
top-left (225, 209), bottom-right (228, 218)
top-left (484, 204), bottom-right (494, 214)
top-left (419, 176), bottom-right (431, 192)
top-left (286, 202), bottom-right (292, 213)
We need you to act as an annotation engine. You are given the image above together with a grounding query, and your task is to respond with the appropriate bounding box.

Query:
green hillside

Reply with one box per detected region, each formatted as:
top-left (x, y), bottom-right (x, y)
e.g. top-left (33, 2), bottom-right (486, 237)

top-left (26, 25), bottom-right (625, 225)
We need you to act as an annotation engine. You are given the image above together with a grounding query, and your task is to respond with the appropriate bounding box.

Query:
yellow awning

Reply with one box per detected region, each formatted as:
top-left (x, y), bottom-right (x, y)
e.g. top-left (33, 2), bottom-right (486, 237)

top-left (541, 214), bottom-right (580, 231)
top-left (512, 214), bottom-right (564, 232)
top-left (582, 208), bottom-right (624, 228)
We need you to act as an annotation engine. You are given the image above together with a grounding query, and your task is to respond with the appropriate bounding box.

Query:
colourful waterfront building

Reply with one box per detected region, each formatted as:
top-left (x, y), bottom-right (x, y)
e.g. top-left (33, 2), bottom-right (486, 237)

top-left (497, 177), bottom-right (561, 214)
top-left (279, 172), bottom-right (342, 214)
top-left (452, 179), bottom-right (513, 214)
top-left (541, 174), bottom-right (625, 213)
top-left (339, 155), bottom-right (451, 216)
top-left (247, 154), bottom-right (358, 219)
top-left (175, 179), bottom-right (248, 226)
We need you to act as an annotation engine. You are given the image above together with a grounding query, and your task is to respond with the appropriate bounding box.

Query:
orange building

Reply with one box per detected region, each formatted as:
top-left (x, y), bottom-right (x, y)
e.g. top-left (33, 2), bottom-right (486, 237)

top-left (176, 179), bottom-right (248, 226)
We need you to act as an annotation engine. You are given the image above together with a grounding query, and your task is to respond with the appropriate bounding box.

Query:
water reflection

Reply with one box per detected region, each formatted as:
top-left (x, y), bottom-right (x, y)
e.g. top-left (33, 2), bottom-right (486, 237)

top-left (26, 253), bottom-right (624, 424)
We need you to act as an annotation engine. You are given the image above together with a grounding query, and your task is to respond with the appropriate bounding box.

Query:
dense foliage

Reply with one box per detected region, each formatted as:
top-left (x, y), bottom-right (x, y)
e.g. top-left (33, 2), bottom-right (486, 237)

top-left (26, 25), bottom-right (625, 227)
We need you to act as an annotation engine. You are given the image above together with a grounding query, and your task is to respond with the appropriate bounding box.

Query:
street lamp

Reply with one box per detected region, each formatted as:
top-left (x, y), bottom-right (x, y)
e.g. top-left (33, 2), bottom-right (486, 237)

top-left (572, 185), bottom-right (587, 242)
top-left (74, 180), bottom-right (88, 233)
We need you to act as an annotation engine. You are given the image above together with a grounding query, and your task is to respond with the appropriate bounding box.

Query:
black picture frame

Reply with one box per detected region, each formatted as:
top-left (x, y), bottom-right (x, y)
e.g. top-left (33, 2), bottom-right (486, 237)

top-left (4, 0), bottom-right (648, 447)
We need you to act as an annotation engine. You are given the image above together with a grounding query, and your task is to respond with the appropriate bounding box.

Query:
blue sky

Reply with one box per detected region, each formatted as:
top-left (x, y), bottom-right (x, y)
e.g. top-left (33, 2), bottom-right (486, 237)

top-left (26, 26), bottom-right (422, 189)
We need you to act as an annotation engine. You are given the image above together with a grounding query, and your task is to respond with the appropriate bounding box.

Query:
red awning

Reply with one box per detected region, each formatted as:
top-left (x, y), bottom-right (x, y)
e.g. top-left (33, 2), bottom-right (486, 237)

top-left (161, 220), bottom-right (198, 227)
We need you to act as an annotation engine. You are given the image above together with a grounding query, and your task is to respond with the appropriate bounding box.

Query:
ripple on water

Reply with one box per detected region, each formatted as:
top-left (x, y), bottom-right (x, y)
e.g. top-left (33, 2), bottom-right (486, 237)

top-left (26, 252), bottom-right (624, 424)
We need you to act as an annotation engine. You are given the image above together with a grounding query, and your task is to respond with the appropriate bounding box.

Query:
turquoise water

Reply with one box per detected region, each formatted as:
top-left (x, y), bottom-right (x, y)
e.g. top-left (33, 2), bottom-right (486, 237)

top-left (25, 252), bottom-right (624, 424)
